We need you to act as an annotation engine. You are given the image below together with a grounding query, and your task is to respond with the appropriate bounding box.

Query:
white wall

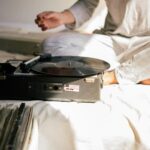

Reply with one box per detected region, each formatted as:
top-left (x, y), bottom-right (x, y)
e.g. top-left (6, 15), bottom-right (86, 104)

top-left (0, 0), bottom-right (76, 31)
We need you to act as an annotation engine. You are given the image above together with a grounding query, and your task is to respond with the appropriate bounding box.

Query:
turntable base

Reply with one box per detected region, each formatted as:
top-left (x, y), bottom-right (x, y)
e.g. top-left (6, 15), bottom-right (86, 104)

top-left (0, 74), bottom-right (102, 102)
top-left (0, 55), bottom-right (109, 102)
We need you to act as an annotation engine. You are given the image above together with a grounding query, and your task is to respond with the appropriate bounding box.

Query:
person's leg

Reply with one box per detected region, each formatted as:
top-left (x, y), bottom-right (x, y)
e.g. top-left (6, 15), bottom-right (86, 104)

top-left (102, 36), bottom-right (150, 85)
top-left (103, 71), bottom-right (118, 85)
top-left (115, 44), bottom-right (150, 84)
top-left (140, 79), bottom-right (150, 85)
top-left (103, 70), bottom-right (150, 85)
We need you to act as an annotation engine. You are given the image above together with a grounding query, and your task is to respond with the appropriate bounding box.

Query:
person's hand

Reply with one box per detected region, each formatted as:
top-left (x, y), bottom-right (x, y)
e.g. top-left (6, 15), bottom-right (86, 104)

top-left (35, 10), bottom-right (75, 31)
top-left (35, 11), bottom-right (64, 31)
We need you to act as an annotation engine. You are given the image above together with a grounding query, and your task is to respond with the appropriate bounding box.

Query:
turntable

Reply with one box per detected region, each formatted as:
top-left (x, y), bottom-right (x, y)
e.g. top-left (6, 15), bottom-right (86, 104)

top-left (0, 54), bottom-right (110, 102)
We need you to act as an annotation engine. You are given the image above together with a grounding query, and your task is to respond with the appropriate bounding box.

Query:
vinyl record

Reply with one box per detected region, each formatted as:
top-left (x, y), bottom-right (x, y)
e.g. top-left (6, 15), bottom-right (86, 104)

top-left (31, 56), bottom-right (110, 77)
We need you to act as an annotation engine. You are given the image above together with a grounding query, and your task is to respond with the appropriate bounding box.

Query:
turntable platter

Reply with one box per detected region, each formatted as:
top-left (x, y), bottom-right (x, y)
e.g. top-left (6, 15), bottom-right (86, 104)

top-left (31, 56), bottom-right (110, 77)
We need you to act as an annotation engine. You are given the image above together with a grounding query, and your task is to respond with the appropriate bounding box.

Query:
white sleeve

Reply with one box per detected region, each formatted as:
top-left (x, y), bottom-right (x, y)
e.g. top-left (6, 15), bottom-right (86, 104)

top-left (66, 0), bottom-right (100, 29)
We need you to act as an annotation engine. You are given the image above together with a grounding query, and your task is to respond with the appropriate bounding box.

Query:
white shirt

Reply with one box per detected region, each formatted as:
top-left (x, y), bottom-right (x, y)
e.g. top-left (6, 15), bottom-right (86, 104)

top-left (68, 0), bottom-right (150, 37)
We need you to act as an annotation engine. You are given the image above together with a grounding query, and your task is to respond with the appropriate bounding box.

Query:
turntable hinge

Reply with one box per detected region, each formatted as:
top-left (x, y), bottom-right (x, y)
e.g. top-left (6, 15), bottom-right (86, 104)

top-left (84, 75), bottom-right (97, 83)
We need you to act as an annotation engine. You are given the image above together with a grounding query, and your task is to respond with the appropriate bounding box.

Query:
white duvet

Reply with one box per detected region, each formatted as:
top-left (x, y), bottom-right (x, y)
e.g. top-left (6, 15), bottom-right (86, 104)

top-left (1, 85), bottom-right (150, 150)
top-left (29, 84), bottom-right (150, 150)
top-left (1, 84), bottom-right (150, 150)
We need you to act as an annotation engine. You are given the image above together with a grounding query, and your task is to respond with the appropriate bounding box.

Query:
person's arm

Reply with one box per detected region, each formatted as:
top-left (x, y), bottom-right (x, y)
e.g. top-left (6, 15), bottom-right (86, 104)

top-left (66, 0), bottom-right (100, 29)
top-left (35, 0), bottom-right (100, 31)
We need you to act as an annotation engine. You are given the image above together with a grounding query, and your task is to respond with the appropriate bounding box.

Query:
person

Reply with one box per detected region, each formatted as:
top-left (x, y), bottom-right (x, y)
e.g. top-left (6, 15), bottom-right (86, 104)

top-left (35, 0), bottom-right (150, 85)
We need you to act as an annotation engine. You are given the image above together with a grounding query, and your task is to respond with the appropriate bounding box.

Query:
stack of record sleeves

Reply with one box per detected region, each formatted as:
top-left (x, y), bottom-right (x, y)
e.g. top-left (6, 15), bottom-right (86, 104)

top-left (0, 103), bottom-right (33, 150)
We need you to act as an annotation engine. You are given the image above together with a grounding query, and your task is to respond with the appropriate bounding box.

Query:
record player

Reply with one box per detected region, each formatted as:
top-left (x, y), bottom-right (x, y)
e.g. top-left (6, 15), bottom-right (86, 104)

top-left (0, 54), bottom-right (110, 102)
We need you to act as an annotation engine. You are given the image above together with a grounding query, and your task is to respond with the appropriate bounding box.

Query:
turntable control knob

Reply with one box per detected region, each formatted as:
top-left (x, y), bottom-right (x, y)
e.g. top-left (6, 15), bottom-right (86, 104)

top-left (44, 84), bottom-right (62, 91)
top-left (53, 85), bottom-right (59, 90)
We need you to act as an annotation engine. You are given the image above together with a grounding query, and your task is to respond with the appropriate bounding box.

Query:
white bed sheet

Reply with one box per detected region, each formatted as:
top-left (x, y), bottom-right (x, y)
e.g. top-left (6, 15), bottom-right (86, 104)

top-left (32, 84), bottom-right (150, 150)
top-left (1, 84), bottom-right (150, 150)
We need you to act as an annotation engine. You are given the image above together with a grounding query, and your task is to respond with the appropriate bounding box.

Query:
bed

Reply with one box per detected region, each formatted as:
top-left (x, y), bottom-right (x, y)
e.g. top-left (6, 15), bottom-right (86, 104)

top-left (0, 50), bottom-right (150, 150)
top-left (0, 1), bottom-right (150, 148)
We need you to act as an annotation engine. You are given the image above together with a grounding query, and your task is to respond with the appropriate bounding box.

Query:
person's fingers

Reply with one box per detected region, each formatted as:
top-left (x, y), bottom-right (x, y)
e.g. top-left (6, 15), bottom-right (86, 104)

top-left (42, 19), bottom-right (55, 30)
top-left (35, 17), bottom-right (40, 24)
top-left (36, 20), bottom-right (43, 27)
top-left (36, 11), bottom-right (49, 19)
top-left (38, 19), bottom-right (50, 31)
top-left (41, 26), bottom-right (48, 31)
top-left (36, 12), bottom-right (58, 25)
top-left (37, 11), bottom-right (55, 20)
top-left (40, 21), bottom-right (48, 31)
top-left (42, 12), bottom-right (57, 19)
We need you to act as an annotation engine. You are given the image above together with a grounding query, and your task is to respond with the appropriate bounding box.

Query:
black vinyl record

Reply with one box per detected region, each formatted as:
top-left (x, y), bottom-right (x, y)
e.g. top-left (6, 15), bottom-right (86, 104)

top-left (31, 56), bottom-right (110, 77)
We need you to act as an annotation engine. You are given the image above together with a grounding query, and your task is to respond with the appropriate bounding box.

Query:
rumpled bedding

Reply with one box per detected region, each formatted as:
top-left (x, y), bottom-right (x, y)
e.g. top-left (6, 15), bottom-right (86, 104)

top-left (34, 84), bottom-right (150, 150)
top-left (0, 84), bottom-right (150, 150)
